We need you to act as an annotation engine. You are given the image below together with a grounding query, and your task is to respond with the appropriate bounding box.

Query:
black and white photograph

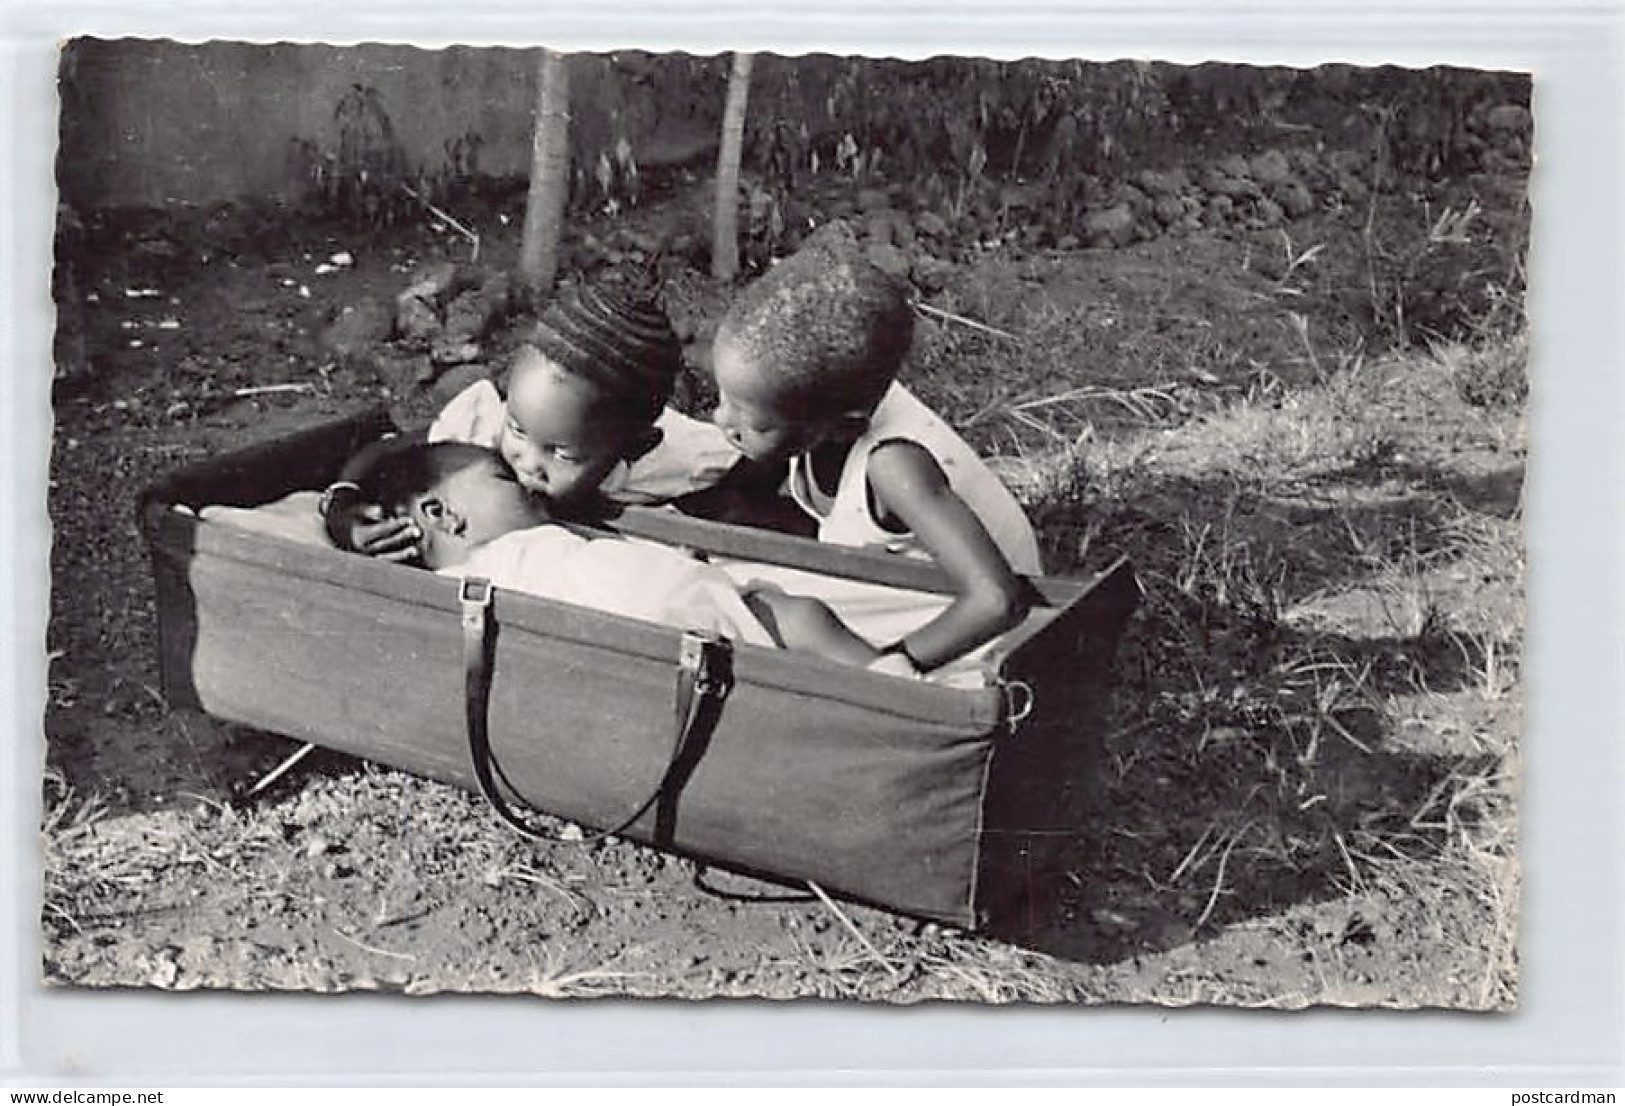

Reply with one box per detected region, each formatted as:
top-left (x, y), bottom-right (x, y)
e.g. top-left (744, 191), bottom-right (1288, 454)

top-left (44, 38), bottom-right (1530, 1009)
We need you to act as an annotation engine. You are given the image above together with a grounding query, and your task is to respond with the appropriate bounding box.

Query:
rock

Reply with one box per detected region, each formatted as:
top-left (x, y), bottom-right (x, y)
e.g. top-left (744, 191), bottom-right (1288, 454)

top-left (1206, 194), bottom-right (1235, 221)
top-left (396, 296), bottom-right (440, 341)
top-left (1328, 149), bottom-right (1369, 180)
top-left (857, 188), bottom-right (891, 214)
top-left (802, 218), bottom-right (862, 255)
top-left (1119, 184), bottom-right (1152, 212)
top-left (1272, 180), bottom-right (1316, 218)
top-left (1082, 203), bottom-right (1137, 247)
top-left (321, 297), bottom-right (393, 358)
top-left (399, 261), bottom-right (460, 306)
top-left (865, 242), bottom-right (913, 279)
top-left (1204, 170), bottom-right (1256, 199)
top-left (1485, 104), bottom-right (1532, 132)
top-left (668, 233), bottom-right (703, 265)
top-left (910, 254), bottom-right (956, 293)
top-left (1218, 154), bottom-right (1252, 180)
top-left (442, 290), bottom-right (496, 344)
top-left (1287, 146), bottom-right (1325, 174)
top-left (1248, 148), bottom-right (1294, 186)
top-left (914, 211), bottom-right (951, 239)
top-left (889, 212), bottom-right (919, 250)
top-left (430, 339), bottom-right (481, 366)
top-left (1255, 197), bottom-right (1285, 227)
top-left (373, 351), bottom-right (434, 395)
top-left (395, 261), bottom-right (466, 340)
top-left (1152, 195), bottom-right (1185, 226)
top-left (865, 211), bottom-right (896, 247)
top-left (623, 228), bottom-right (663, 255)
top-left (1077, 173), bottom-right (1109, 207)
top-left (442, 270), bottom-right (510, 343)
top-left (1137, 169), bottom-right (1180, 197)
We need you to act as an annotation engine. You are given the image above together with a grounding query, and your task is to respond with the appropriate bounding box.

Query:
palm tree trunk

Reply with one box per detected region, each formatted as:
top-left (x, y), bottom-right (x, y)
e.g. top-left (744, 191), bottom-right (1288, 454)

top-left (712, 52), bottom-right (755, 282)
top-left (519, 48), bottom-right (571, 297)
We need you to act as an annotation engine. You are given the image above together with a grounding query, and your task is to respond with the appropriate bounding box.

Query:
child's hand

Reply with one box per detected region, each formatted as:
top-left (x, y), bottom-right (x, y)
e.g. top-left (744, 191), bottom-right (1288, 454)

top-left (324, 487), bottom-right (421, 562)
top-left (347, 506), bottom-right (422, 563)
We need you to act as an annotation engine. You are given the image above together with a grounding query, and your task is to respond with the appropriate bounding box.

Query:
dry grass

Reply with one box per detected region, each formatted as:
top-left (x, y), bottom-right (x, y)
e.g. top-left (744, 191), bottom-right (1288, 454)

top-left (930, 326), bottom-right (1526, 1007)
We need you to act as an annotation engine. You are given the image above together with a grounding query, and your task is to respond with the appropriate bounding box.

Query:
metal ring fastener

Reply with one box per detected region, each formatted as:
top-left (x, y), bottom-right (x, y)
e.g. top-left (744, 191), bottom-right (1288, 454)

top-left (1000, 679), bottom-right (1035, 731)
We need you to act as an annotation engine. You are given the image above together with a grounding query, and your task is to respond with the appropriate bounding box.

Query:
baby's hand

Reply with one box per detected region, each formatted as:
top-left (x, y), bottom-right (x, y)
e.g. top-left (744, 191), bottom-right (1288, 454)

top-left (348, 506), bottom-right (422, 563)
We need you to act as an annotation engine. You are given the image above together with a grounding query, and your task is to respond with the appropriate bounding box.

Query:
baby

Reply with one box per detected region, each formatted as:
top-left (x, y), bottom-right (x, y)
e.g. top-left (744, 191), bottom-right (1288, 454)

top-left (703, 228), bottom-right (1042, 674)
top-left (324, 272), bottom-right (739, 558)
top-left (356, 440), bottom-right (888, 668)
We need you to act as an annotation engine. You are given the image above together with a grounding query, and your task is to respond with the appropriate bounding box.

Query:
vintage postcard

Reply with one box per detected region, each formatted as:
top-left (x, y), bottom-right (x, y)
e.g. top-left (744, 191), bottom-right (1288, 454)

top-left (45, 39), bottom-right (1528, 1008)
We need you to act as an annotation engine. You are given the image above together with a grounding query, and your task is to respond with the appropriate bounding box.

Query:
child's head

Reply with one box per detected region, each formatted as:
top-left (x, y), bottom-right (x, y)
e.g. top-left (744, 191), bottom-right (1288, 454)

top-left (496, 276), bottom-right (683, 507)
top-left (362, 442), bottom-right (543, 570)
top-left (711, 235), bottom-right (914, 465)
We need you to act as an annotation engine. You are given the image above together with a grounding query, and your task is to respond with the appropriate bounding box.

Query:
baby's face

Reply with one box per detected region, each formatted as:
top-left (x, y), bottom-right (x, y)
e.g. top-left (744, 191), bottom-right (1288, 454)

top-left (710, 336), bottom-right (819, 465)
top-left (499, 349), bottom-right (641, 509)
top-left (408, 459), bottom-right (543, 569)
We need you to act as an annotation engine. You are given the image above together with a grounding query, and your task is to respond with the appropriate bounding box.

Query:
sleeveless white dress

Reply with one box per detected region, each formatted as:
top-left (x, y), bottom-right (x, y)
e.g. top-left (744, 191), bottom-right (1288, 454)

top-left (783, 382), bottom-right (1043, 575)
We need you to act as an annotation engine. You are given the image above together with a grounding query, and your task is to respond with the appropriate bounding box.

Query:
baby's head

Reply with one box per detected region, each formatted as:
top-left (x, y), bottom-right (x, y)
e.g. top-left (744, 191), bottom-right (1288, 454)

top-left (711, 233), bottom-right (914, 465)
top-left (495, 275), bottom-right (684, 509)
top-left (361, 442), bottom-right (543, 570)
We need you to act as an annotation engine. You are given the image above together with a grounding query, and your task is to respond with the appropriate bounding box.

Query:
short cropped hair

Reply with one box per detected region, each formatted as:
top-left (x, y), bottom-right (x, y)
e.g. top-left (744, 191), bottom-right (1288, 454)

top-left (716, 233), bottom-right (914, 419)
top-left (358, 441), bottom-right (508, 514)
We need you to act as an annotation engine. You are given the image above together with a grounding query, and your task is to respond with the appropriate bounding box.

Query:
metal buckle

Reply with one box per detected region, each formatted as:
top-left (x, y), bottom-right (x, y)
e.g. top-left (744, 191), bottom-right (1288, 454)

top-left (459, 577), bottom-right (494, 606)
top-left (680, 630), bottom-right (728, 697)
top-left (459, 577), bottom-right (494, 627)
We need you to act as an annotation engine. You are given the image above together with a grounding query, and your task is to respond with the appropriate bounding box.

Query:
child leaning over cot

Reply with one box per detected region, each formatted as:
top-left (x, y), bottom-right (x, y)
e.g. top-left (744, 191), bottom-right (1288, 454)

top-left (696, 228), bottom-right (1043, 676)
top-left (351, 439), bottom-right (906, 672)
top-left (320, 272), bottom-right (740, 560)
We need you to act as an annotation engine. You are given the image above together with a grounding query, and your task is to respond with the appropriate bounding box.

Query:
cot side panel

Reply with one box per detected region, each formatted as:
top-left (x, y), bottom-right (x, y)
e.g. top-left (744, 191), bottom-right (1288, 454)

top-left (975, 560), bottom-right (1141, 931)
top-left (152, 526), bottom-right (994, 926)
top-left (141, 406), bottom-right (397, 511)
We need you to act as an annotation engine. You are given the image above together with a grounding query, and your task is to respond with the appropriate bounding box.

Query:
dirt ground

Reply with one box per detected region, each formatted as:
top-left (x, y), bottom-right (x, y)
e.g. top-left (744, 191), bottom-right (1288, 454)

top-left (42, 150), bottom-right (1526, 1006)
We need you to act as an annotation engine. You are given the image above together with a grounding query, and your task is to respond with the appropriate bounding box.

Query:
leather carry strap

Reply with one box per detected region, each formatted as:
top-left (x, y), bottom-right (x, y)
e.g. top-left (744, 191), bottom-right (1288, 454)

top-left (459, 577), bottom-right (733, 845)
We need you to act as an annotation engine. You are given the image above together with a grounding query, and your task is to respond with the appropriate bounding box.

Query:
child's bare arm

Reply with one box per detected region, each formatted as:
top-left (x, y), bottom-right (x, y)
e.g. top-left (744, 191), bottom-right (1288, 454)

top-left (866, 440), bottom-right (1030, 670)
top-left (741, 590), bottom-right (880, 666)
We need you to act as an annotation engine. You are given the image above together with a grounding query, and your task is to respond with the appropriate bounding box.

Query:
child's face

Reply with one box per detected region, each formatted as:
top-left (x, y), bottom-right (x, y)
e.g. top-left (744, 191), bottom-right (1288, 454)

top-left (408, 458), bottom-right (543, 570)
top-left (711, 336), bottom-right (822, 465)
top-left (499, 348), bottom-right (643, 509)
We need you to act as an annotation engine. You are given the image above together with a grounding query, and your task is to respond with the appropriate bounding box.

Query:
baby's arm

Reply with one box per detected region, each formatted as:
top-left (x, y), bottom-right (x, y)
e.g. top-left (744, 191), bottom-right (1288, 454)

top-left (865, 440), bottom-right (1031, 670)
top-left (321, 430), bottom-right (428, 559)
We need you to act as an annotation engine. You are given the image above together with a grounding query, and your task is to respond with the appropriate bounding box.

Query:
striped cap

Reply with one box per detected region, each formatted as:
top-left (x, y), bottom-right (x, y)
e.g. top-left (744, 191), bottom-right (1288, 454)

top-left (530, 277), bottom-right (682, 422)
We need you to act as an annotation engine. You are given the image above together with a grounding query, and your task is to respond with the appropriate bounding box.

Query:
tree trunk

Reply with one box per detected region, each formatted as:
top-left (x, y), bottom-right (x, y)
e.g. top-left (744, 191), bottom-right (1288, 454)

top-left (712, 52), bottom-right (754, 282)
top-left (519, 48), bottom-right (571, 297)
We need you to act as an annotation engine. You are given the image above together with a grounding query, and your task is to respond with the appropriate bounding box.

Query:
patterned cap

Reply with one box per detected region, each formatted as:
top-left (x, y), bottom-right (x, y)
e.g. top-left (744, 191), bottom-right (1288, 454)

top-left (530, 276), bottom-right (682, 421)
